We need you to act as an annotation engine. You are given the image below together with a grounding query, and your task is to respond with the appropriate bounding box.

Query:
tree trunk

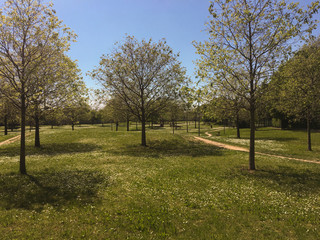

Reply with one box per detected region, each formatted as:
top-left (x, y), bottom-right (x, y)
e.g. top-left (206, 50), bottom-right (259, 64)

top-left (198, 117), bottom-right (200, 136)
top-left (72, 122), bottom-right (74, 131)
top-left (249, 103), bottom-right (256, 170)
top-left (141, 109), bottom-right (147, 146)
top-left (126, 117), bottom-right (130, 131)
top-left (236, 112), bottom-right (240, 139)
top-left (35, 114), bottom-right (40, 148)
top-left (116, 121), bottom-right (119, 131)
top-left (307, 118), bottom-right (312, 151)
top-left (4, 114), bottom-right (8, 135)
top-left (20, 94), bottom-right (27, 174)
top-left (51, 125), bottom-right (53, 129)
top-left (172, 120), bottom-right (175, 135)
top-left (186, 112), bottom-right (189, 133)
top-left (194, 119), bottom-right (197, 128)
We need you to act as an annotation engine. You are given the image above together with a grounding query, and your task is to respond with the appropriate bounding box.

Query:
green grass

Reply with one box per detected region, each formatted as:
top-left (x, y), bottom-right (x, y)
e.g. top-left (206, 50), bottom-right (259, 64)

top-left (203, 126), bottom-right (320, 161)
top-left (0, 125), bottom-right (319, 239)
top-left (0, 127), bottom-right (20, 142)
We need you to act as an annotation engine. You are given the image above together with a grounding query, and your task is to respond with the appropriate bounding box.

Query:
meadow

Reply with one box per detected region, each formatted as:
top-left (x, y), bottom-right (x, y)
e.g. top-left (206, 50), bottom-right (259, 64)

top-left (0, 123), bottom-right (319, 239)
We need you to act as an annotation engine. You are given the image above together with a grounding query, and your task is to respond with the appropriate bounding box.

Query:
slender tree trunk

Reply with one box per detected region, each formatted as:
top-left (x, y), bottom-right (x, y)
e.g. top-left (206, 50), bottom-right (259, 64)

top-left (116, 121), bottom-right (119, 131)
top-left (172, 120), bottom-right (175, 135)
top-left (20, 94), bottom-right (27, 174)
top-left (141, 108), bottom-right (147, 146)
top-left (194, 119), bottom-right (197, 128)
top-left (11, 121), bottom-right (14, 132)
top-left (186, 112), bottom-right (189, 133)
top-left (198, 117), bottom-right (200, 136)
top-left (35, 114), bottom-right (40, 148)
top-left (307, 117), bottom-right (312, 151)
top-left (51, 124), bottom-right (53, 129)
top-left (4, 114), bottom-right (8, 135)
top-left (236, 112), bottom-right (240, 139)
top-left (249, 103), bottom-right (256, 170)
top-left (126, 117), bottom-right (130, 131)
top-left (72, 121), bottom-right (74, 131)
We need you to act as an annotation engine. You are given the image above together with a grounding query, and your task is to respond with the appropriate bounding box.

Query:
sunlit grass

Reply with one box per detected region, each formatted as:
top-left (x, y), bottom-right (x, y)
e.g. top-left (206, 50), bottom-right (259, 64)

top-left (0, 124), bottom-right (319, 239)
top-left (202, 126), bottom-right (320, 161)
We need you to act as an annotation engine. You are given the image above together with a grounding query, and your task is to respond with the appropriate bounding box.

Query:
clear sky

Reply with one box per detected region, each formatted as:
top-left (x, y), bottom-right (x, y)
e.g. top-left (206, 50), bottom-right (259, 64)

top-left (52, 0), bottom-right (320, 90)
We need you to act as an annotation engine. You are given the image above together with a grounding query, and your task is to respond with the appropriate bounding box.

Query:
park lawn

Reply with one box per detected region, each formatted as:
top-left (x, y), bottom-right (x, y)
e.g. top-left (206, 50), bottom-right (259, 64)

top-left (203, 126), bottom-right (320, 161)
top-left (0, 125), bottom-right (319, 239)
top-left (0, 127), bottom-right (20, 143)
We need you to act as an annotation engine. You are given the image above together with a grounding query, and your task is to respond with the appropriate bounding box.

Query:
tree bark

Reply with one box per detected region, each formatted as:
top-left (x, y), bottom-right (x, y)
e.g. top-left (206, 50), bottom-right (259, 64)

top-left (307, 117), bottom-right (312, 151)
top-left (126, 117), bottom-right (130, 131)
top-left (198, 117), bottom-right (200, 136)
top-left (186, 112), bottom-right (189, 133)
top-left (172, 120), bottom-right (175, 135)
top-left (141, 109), bottom-right (147, 146)
top-left (249, 103), bottom-right (256, 170)
top-left (236, 112), bottom-right (240, 138)
top-left (35, 114), bottom-right (40, 148)
top-left (4, 114), bottom-right (8, 135)
top-left (20, 93), bottom-right (27, 174)
top-left (72, 122), bottom-right (74, 131)
top-left (116, 121), bottom-right (119, 131)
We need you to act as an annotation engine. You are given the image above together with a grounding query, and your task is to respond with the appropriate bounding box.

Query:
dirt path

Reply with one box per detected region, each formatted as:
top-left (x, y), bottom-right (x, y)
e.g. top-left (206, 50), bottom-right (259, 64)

top-left (0, 133), bottom-right (31, 146)
top-left (194, 132), bottom-right (320, 165)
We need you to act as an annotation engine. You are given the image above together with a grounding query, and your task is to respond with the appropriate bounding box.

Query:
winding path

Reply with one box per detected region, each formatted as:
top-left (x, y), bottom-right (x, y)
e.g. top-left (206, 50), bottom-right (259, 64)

top-left (0, 135), bottom-right (21, 146)
top-left (194, 132), bottom-right (320, 165)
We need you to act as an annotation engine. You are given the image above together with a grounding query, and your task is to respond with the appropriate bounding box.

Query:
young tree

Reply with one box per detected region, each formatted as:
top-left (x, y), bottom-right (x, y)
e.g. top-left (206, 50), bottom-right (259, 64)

top-left (194, 0), bottom-right (319, 170)
top-left (269, 38), bottom-right (320, 151)
top-left (90, 35), bottom-right (186, 146)
top-left (29, 54), bottom-right (84, 147)
top-left (0, 0), bottom-right (75, 174)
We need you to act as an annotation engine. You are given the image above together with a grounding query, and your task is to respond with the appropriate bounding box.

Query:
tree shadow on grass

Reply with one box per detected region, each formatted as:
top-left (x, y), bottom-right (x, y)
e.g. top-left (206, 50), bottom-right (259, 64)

top-left (0, 143), bottom-right (101, 157)
top-left (110, 137), bottom-right (224, 158)
top-left (0, 170), bottom-right (108, 211)
top-left (242, 165), bottom-right (320, 194)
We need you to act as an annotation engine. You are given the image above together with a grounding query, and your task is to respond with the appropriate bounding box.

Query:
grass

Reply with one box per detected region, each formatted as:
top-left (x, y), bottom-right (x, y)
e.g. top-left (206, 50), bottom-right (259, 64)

top-left (0, 124), bottom-right (319, 239)
top-left (203, 126), bottom-right (320, 161)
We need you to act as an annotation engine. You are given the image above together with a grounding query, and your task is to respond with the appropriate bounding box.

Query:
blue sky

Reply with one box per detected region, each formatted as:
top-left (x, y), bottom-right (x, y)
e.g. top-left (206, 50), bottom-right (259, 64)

top-left (53, 0), bottom-right (210, 89)
top-left (52, 0), bottom-right (320, 90)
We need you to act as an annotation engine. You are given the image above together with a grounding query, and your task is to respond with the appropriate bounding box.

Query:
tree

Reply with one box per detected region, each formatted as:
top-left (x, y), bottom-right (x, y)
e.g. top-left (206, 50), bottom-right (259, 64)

top-left (269, 38), bottom-right (320, 151)
top-left (0, 0), bottom-right (75, 174)
top-left (29, 54), bottom-right (84, 147)
top-left (90, 35), bottom-right (186, 146)
top-left (194, 0), bottom-right (319, 170)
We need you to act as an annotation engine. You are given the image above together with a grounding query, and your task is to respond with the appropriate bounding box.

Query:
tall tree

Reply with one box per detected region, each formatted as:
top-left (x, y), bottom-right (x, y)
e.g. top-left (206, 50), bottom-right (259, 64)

top-left (269, 38), bottom-right (320, 151)
top-left (29, 54), bottom-right (84, 147)
top-left (194, 0), bottom-right (319, 170)
top-left (90, 35), bottom-right (186, 146)
top-left (0, 0), bottom-right (75, 174)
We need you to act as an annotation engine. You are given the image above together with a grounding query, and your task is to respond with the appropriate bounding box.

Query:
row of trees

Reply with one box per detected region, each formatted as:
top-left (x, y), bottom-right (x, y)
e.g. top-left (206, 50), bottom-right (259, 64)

top-left (1, 0), bottom-right (320, 174)
top-left (88, 0), bottom-right (320, 171)
top-left (0, 0), bottom-right (87, 174)
top-left (194, 0), bottom-right (320, 170)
